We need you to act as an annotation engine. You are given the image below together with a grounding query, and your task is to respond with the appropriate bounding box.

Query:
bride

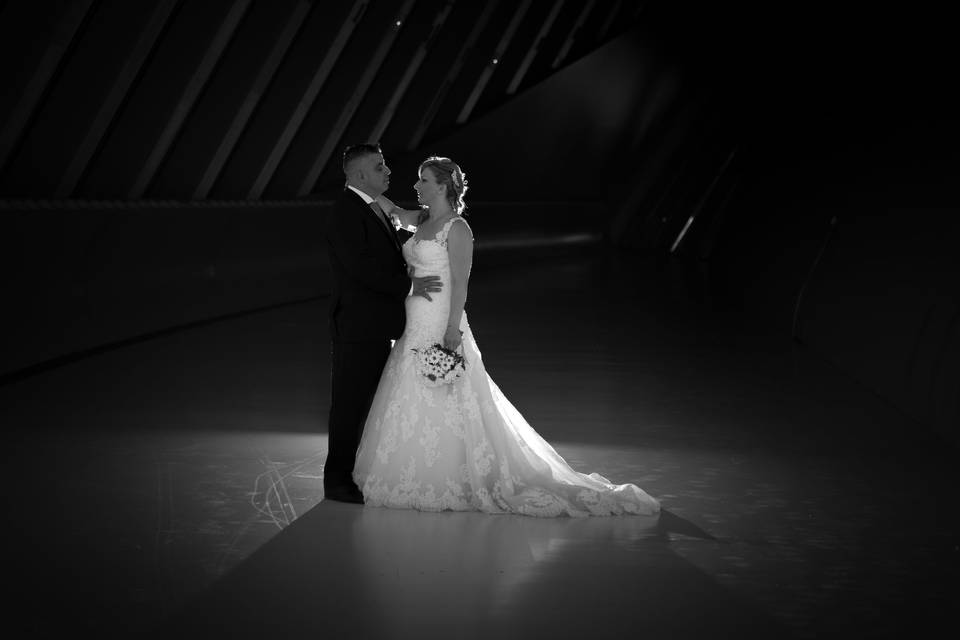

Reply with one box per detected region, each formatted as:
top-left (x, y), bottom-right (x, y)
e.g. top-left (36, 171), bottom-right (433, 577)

top-left (352, 156), bottom-right (659, 517)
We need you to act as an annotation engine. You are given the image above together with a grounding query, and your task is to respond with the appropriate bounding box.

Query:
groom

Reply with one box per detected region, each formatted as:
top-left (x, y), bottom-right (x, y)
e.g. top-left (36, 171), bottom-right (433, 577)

top-left (322, 143), bottom-right (441, 503)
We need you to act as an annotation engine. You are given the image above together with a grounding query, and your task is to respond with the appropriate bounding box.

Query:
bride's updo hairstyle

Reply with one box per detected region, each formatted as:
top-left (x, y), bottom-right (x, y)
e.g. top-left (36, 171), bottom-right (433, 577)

top-left (419, 156), bottom-right (468, 216)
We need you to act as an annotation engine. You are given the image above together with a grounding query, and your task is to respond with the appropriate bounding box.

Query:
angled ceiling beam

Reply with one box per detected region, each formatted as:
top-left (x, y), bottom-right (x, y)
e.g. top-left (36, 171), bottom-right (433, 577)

top-left (0, 0), bottom-right (94, 175)
top-left (248, 0), bottom-right (367, 200)
top-left (297, 0), bottom-right (416, 197)
top-left (455, 0), bottom-right (533, 125)
top-left (670, 147), bottom-right (738, 253)
top-left (368, 0), bottom-right (456, 145)
top-left (406, 0), bottom-right (500, 151)
top-left (193, 0), bottom-right (312, 200)
top-left (597, 0), bottom-right (623, 41)
top-left (551, 0), bottom-right (595, 69)
top-left (129, 0), bottom-right (252, 199)
top-left (506, 0), bottom-right (565, 95)
top-left (56, 0), bottom-right (179, 198)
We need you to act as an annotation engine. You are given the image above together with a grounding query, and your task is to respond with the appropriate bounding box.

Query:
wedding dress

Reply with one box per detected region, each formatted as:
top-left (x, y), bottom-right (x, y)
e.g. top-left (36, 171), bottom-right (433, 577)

top-left (353, 217), bottom-right (659, 517)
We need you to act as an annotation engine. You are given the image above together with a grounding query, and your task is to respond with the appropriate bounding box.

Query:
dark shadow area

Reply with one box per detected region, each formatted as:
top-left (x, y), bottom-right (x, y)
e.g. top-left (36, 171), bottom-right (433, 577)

top-left (656, 509), bottom-right (717, 542)
top-left (0, 294), bottom-right (324, 387)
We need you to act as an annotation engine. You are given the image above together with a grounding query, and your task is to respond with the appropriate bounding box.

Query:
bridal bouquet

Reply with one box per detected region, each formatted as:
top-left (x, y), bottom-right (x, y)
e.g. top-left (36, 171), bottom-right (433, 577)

top-left (411, 343), bottom-right (467, 387)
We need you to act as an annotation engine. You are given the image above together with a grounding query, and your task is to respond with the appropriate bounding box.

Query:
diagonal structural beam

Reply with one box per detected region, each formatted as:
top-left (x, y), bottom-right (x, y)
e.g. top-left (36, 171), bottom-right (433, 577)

top-left (129, 0), bottom-right (252, 199)
top-left (406, 0), bottom-right (499, 151)
top-left (249, 0), bottom-right (367, 200)
top-left (506, 0), bottom-right (565, 95)
top-left (597, 0), bottom-right (623, 41)
top-left (456, 0), bottom-right (532, 125)
top-left (670, 147), bottom-right (738, 253)
top-left (297, 0), bottom-right (416, 197)
top-left (367, 0), bottom-right (455, 145)
top-left (551, 0), bottom-right (595, 69)
top-left (193, 0), bottom-right (312, 200)
top-left (0, 0), bottom-right (94, 175)
top-left (56, 0), bottom-right (178, 198)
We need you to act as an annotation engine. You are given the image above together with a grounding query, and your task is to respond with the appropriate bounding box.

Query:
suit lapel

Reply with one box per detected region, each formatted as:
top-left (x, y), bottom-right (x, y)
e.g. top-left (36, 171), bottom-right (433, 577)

top-left (373, 204), bottom-right (403, 253)
top-left (346, 189), bottom-right (403, 256)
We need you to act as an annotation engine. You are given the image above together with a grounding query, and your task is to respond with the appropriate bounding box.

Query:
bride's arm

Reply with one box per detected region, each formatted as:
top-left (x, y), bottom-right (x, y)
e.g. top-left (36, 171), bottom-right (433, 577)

top-left (444, 221), bottom-right (473, 350)
top-left (377, 194), bottom-right (421, 231)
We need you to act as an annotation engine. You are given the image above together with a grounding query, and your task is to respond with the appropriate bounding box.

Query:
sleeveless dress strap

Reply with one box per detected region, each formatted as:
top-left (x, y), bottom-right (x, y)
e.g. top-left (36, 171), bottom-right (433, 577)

top-left (437, 216), bottom-right (472, 247)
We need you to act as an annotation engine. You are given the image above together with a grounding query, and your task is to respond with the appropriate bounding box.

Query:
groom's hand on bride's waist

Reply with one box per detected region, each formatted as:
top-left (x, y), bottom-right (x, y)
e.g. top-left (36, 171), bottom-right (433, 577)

top-left (411, 275), bottom-right (442, 301)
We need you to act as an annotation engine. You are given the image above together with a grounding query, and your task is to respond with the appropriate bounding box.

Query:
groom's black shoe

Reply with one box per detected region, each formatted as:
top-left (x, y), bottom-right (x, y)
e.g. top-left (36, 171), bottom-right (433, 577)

top-left (324, 483), bottom-right (364, 504)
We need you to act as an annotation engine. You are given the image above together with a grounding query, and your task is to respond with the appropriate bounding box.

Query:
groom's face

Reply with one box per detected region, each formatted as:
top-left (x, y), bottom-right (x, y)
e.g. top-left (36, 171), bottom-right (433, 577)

top-left (358, 152), bottom-right (391, 197)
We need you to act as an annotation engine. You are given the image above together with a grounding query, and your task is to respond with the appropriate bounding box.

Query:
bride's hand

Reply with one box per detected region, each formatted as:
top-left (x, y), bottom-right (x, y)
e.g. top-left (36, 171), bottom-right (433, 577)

top-left (443, 325), bottom-right (462, 351)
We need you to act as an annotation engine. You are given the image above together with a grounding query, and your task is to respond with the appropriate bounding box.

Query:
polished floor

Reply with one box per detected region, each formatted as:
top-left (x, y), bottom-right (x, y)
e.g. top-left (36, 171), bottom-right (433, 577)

top-left (3, 249), bottom-right (957, 639)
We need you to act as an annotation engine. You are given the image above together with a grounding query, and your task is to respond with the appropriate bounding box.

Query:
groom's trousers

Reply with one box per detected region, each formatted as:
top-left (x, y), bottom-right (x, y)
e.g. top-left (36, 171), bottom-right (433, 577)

top-left (326, 339), bottom-right (391, 488)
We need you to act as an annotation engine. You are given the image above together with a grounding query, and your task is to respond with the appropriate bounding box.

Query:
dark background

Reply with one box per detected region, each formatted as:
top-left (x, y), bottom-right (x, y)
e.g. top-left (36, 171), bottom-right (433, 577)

top-left (2, 1), bottom-right (958, 446)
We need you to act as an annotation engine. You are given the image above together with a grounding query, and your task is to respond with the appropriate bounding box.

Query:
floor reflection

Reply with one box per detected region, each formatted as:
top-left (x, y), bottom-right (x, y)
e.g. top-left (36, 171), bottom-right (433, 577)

top-left (350, 503), bottom-right (663, 625)
top-left (156, 499), bottom-right (790, 640)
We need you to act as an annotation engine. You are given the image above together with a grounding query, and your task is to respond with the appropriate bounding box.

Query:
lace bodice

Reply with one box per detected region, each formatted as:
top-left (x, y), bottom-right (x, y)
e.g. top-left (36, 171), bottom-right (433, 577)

top-left (402, 216), bottom-right (471, 278)
top-left (401, 217), bottom-right (472, 349)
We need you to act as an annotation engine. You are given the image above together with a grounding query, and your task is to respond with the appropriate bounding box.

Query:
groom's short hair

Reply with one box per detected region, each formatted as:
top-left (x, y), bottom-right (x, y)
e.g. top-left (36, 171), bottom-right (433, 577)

top-left (342, 143), bottom-right (382, 175)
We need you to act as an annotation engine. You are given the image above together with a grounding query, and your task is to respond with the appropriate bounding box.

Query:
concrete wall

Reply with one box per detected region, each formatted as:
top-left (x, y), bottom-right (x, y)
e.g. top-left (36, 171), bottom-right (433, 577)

top-left (1, 198), bottom-right (605, 378)
top-left (796, 208), bottom-right (959, 447)
top-left (721, 110), bottom-right (960, 447)
top-left (2, 202), bottom-right (327, 375)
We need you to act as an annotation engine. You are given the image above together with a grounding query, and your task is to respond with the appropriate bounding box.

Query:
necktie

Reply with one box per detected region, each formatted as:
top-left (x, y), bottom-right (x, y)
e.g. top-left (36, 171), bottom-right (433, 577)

top-left (369, 201), bottom-right (393, 233)
top-left (369, 201), bottom-right (400, 251)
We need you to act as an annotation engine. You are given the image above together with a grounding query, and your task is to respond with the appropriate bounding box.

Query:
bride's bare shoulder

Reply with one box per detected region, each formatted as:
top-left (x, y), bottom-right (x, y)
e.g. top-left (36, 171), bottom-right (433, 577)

top-left (444, 217), bottom-right (473, 248)
top-left (448, 216), bottom-right (473, 237)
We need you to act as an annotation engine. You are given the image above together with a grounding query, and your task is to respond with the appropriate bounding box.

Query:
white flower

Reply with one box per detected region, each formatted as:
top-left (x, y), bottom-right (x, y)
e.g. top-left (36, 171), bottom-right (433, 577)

top-left (411, 343), bottom-right (466, 387)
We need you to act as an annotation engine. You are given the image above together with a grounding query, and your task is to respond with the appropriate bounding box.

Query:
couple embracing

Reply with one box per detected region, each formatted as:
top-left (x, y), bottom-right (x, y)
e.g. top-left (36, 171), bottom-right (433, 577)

top-left (322, 143), bottom-right (659, 518)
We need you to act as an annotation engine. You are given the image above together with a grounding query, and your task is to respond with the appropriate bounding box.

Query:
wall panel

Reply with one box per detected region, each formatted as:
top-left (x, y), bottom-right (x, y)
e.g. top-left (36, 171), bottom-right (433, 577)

top-left (262, 0), bottom-right (404, 198)
top-left (79, 0), bottom-right (235, 198)
top-left (148, 1), bottom-right (295, 199)
top-left (208, 2), bottom-right (357, 199)
top-left (1, 1), bottom-right (152, 196)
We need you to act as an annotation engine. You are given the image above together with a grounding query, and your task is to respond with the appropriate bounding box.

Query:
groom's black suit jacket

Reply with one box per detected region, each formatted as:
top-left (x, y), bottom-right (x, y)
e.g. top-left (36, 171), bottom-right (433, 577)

top-left (323, 188), bottom-right (410, 342)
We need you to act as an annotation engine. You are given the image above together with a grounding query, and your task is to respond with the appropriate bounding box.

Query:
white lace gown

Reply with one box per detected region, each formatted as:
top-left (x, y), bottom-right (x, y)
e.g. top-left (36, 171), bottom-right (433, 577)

top-left (353, 217), bottom-right (660, 517)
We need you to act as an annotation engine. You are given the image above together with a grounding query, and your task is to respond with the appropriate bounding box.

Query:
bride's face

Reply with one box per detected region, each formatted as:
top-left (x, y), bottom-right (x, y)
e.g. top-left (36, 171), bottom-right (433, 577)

top-left (414, 167), bottom-right (444, 208)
